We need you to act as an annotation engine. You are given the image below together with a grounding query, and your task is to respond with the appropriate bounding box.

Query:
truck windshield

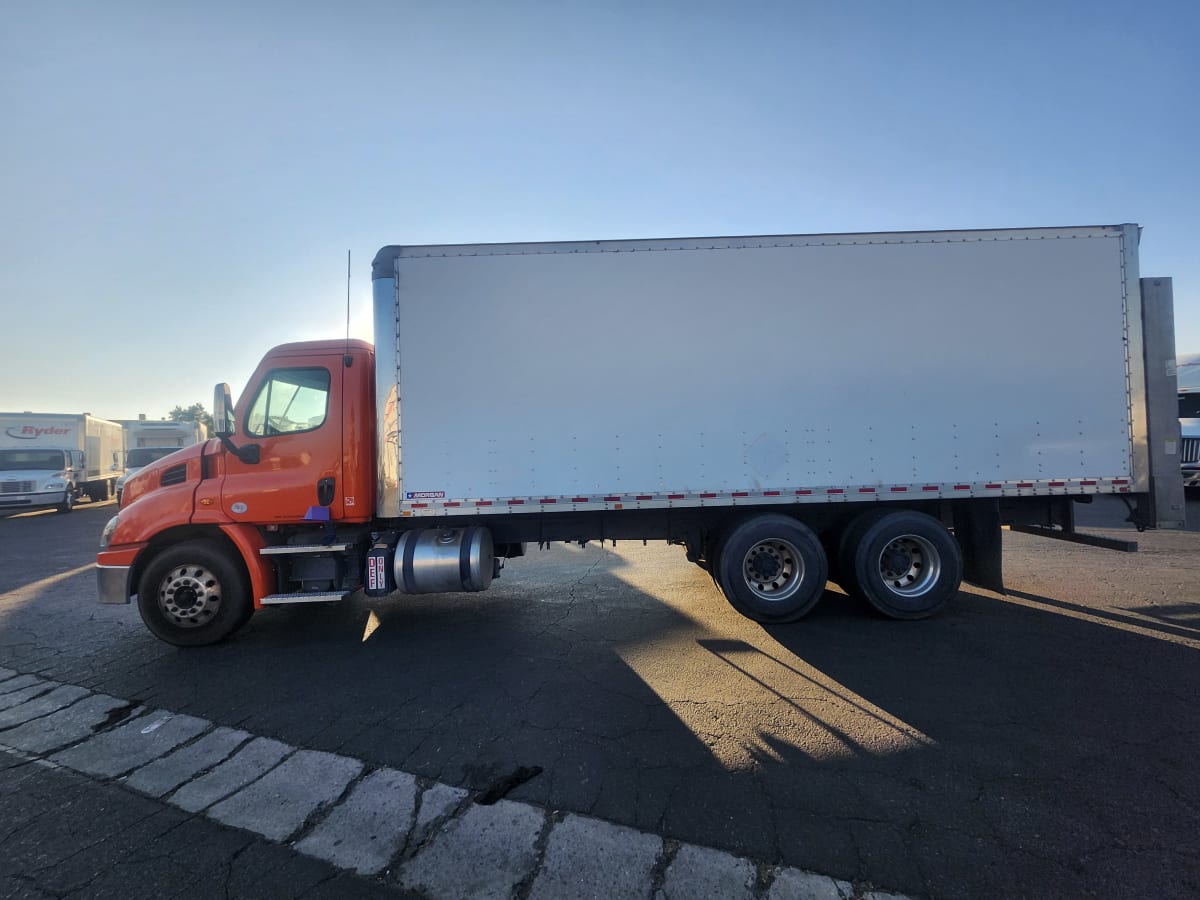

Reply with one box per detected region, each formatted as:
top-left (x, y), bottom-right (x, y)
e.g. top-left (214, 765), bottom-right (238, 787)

top-left (127, 447), bottom-right (178, 467)
top-left (1179, 394), bottom-right (1200, 418)
top-left (0, 449), bottom-right (68, 471)
top-left (245, 367), bottom-right (330, 436)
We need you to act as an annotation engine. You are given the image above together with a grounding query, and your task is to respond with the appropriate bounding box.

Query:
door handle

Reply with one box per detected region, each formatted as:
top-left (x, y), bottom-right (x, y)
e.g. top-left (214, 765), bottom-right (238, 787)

top-left (317, 477), bottom-right (335, 507)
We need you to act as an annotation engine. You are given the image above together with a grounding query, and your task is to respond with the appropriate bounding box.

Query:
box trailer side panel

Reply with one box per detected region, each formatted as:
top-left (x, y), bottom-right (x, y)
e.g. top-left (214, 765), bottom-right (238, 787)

top-left (375, 227), bottom-right (1134, 514)
top-left (84, 416), bottom-right (124, 482)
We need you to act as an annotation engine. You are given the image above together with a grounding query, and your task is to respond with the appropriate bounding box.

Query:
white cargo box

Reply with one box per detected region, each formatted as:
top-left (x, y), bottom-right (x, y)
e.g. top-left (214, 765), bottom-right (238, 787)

top-left (372, 225), bottom-right (1142, 516)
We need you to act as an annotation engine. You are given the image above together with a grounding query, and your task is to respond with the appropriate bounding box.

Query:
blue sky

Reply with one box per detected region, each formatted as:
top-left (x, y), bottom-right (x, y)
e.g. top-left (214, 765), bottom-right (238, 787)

top-left (2, 0), bottom-right (1197, 420)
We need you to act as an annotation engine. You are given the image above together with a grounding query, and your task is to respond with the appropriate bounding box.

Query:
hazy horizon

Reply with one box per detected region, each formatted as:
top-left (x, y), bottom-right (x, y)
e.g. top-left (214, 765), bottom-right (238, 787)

top-left (3, 1), bottom-right (1196, 421)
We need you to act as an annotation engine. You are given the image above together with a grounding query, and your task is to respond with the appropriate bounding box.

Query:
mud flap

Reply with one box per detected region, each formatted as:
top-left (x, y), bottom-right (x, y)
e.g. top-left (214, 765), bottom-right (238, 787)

top-left (953, 500), bottom-right (1004, 594)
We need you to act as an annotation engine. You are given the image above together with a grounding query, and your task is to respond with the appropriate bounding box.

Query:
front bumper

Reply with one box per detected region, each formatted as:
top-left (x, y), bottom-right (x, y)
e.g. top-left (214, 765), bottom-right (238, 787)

top-left (1183, 465), bottom-right (1200, 488)
top-left (97, 564), bottom-right (132, 604)
top-left (0, 489), bottom-right (67, 511)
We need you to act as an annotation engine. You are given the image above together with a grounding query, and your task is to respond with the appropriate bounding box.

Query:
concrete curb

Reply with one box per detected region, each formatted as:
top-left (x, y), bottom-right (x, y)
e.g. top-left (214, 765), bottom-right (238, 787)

top-left (0, 666), bottom-right (915, 899)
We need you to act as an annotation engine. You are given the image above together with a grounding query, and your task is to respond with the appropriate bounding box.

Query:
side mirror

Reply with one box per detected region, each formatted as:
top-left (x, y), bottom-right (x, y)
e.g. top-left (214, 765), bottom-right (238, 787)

top-left (211, 382), bottom-right (258, 465)
top-left (213, 383), bottom-right (235, 437)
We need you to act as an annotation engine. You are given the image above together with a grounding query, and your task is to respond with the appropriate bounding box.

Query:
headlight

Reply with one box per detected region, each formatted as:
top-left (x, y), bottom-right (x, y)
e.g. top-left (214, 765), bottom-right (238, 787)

top-left (44, 481), bottom-right (65, 491)
top-left (100, 515), bottom-right (119, 550)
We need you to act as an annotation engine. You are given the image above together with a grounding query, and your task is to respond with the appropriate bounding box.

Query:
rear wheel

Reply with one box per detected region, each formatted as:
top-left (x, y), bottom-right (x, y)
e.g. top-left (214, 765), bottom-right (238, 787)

top-left (137, 540), bottom-right (252, 646)
top-left (842, 510), bottom-right (961, 619)
top-left (715, 514), bottom-right (828, 623)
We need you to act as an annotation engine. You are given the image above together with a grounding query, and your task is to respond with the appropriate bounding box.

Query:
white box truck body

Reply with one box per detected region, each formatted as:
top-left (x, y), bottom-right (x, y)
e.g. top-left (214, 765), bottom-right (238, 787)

top-left (374, 225), bottom-right (1149, 511)
top-left (116, 419), bottom-right (208, 503)
top-left (97, 223), bottom-right (1184, 646)
top-left (1, 413), bottom-right (125, 513)
top-left (121, 419), bottom-right (207, 451)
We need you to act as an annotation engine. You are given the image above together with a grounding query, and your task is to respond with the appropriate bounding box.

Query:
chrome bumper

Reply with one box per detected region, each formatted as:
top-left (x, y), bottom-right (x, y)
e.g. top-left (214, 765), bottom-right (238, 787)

top-left (96, 564), bottom-right (132, 604)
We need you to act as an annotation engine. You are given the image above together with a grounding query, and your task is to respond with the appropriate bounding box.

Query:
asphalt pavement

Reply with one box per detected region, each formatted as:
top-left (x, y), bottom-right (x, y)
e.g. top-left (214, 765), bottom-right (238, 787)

top-left (1, 496), bottom-right (1198, 898)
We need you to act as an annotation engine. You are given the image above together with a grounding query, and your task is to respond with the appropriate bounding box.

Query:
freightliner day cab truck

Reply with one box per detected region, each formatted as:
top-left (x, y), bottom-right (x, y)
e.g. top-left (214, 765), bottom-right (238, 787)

top-left (97, 224), bottom-right (1184, 645)
top-left (2, 412), bottom-right (125, 514)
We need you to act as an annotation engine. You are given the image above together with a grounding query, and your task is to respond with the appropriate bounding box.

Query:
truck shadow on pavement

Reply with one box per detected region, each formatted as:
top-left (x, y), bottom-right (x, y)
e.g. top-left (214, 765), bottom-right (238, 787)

top-left (1003, 587), bottom-right (1200, 639)
top-left (758, 585), bottom-right (1200, 899)
top-left (2, 536), bottom-right (1198, 900)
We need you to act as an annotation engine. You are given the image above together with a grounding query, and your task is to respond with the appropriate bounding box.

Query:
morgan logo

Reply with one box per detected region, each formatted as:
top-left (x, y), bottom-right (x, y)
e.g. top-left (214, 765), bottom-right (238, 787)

top-left (6, 426), bottom-right (70, 440)
top-left (406, 491), bottom-right (445, 500)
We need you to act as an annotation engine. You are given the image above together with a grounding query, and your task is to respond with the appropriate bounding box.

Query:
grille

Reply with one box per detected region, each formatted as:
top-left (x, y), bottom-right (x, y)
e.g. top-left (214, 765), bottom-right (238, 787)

top-left (1, 481), bottom-right (35, 494)
top-left (1182, 437), bottom-right (1200, 465)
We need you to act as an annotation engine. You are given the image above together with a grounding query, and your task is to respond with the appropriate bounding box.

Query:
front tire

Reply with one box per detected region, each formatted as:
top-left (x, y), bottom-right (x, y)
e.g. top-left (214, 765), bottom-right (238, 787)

top-left (55, 490), bottom-right (74, 514)
top-left (715, 514), bottom-right (828, 623)
top-left (137, 540), bottom-right (252, 646)
top-left (843, 510), bottom-right (962, 619)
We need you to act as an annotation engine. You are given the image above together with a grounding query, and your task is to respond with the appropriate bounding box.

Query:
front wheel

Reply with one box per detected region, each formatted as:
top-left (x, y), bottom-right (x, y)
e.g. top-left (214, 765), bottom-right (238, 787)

top-left (715, 514), bottom-right (828, 623)
top-left (55, 490), bottom-right (74, 514)
top-left (137, 540), bottom-right (252, 646)
top-left (843, 510), bottom-right (962, 619)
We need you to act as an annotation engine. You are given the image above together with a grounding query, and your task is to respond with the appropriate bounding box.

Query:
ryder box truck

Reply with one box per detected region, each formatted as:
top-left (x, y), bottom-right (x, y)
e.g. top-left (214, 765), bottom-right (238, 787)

top-left (97, 224), bottom-right (1183, 645)
top-left (2, 412), bottom-right (124, 513)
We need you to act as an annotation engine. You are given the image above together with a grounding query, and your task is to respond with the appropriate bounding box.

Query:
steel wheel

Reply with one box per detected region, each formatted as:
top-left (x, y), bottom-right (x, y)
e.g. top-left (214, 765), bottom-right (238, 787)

top-left (742, 538), bottom-right (806, 602)
top-left (154, 562), bottom-right (225, 629)
top-left (137, 540), bottom-right (252, 646)
top-left (875, 533), bottom-right (942, 597)
top-left (715, 514), bottom-right (827, 623)
top-left (845, 510), bottom-right (962, 619)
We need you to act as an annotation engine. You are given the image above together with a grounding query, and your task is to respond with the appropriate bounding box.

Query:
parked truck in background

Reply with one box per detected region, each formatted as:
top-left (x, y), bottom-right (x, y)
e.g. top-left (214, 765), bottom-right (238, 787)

top-left (2, 413), bottom-right (124, 514)
top-left (1176, 353), bottom-right (1200, 488)
top-left (97, 224), bottom-right (1184, 645)
top-left (116, 419), bottom-right (208, 504)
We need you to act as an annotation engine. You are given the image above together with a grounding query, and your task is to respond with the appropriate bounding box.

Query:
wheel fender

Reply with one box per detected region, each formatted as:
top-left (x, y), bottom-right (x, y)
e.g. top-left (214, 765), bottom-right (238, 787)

top-left (219, 524), bottom-right (275, 608)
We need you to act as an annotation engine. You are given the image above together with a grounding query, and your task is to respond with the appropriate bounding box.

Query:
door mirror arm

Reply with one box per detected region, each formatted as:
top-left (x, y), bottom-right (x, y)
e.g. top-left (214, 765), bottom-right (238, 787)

top-left (217, 437), bottom-right (260, 465)
top-left (212, 381), bottom-right (259, 463)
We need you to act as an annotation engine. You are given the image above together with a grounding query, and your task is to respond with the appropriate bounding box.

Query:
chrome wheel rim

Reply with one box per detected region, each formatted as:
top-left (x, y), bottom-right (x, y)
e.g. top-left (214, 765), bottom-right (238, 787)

top-left (876, 534), bottom-right (941, 597)
top-left (157, 564), bottom-right (222, 628)
top-left (742, 539), bottom-right (805, 602)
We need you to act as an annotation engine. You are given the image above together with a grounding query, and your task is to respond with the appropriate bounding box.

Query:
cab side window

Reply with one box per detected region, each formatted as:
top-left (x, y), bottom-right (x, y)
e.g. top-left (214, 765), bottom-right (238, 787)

top-left (245, 368), bottom-right (331, 437)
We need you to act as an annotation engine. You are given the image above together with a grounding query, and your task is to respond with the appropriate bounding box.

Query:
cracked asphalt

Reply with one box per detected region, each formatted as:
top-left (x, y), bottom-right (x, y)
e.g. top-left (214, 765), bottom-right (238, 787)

top-left (2, 495), bottom-right (1198, 898)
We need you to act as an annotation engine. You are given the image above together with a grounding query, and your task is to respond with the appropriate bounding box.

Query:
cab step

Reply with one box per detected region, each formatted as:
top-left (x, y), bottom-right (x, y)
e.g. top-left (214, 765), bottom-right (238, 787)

top-left (260, 543), bottom-right (356, 556)
top-left (259, 591), bottom-right (350, 605)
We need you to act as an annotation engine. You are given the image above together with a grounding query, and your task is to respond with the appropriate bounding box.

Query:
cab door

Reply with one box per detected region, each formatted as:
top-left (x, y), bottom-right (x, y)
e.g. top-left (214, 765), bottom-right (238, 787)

top-left (220, 359), bottom-right (343, 523)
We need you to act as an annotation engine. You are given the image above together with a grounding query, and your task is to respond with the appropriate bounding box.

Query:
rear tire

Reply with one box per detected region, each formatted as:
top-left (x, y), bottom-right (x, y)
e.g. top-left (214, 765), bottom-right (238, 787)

top-left (137, 540), bottom-right (252, 646)
top-left (843, 510), bottom-right (962, 619)
top-left (715, 514), bottom-right (828, 623)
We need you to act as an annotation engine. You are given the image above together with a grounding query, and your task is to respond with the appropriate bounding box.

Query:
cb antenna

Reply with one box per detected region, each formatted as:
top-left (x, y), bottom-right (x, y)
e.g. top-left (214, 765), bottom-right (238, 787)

top-left (344, 249), bottom-right (353, 367)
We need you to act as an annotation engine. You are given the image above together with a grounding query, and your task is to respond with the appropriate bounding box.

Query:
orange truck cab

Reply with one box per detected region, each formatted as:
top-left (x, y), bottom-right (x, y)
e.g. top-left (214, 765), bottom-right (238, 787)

top-left (97, 340), bottom-right (377, 645)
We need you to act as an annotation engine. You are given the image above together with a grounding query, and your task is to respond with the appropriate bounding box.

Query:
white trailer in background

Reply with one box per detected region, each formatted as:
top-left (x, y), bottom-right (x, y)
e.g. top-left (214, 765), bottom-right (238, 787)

top-left (116, 419), bottom-right (208, 504)
top-left (121, 418), bottom-right (207, 451)
top-left (0, 413), bottom-right (124, 513)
